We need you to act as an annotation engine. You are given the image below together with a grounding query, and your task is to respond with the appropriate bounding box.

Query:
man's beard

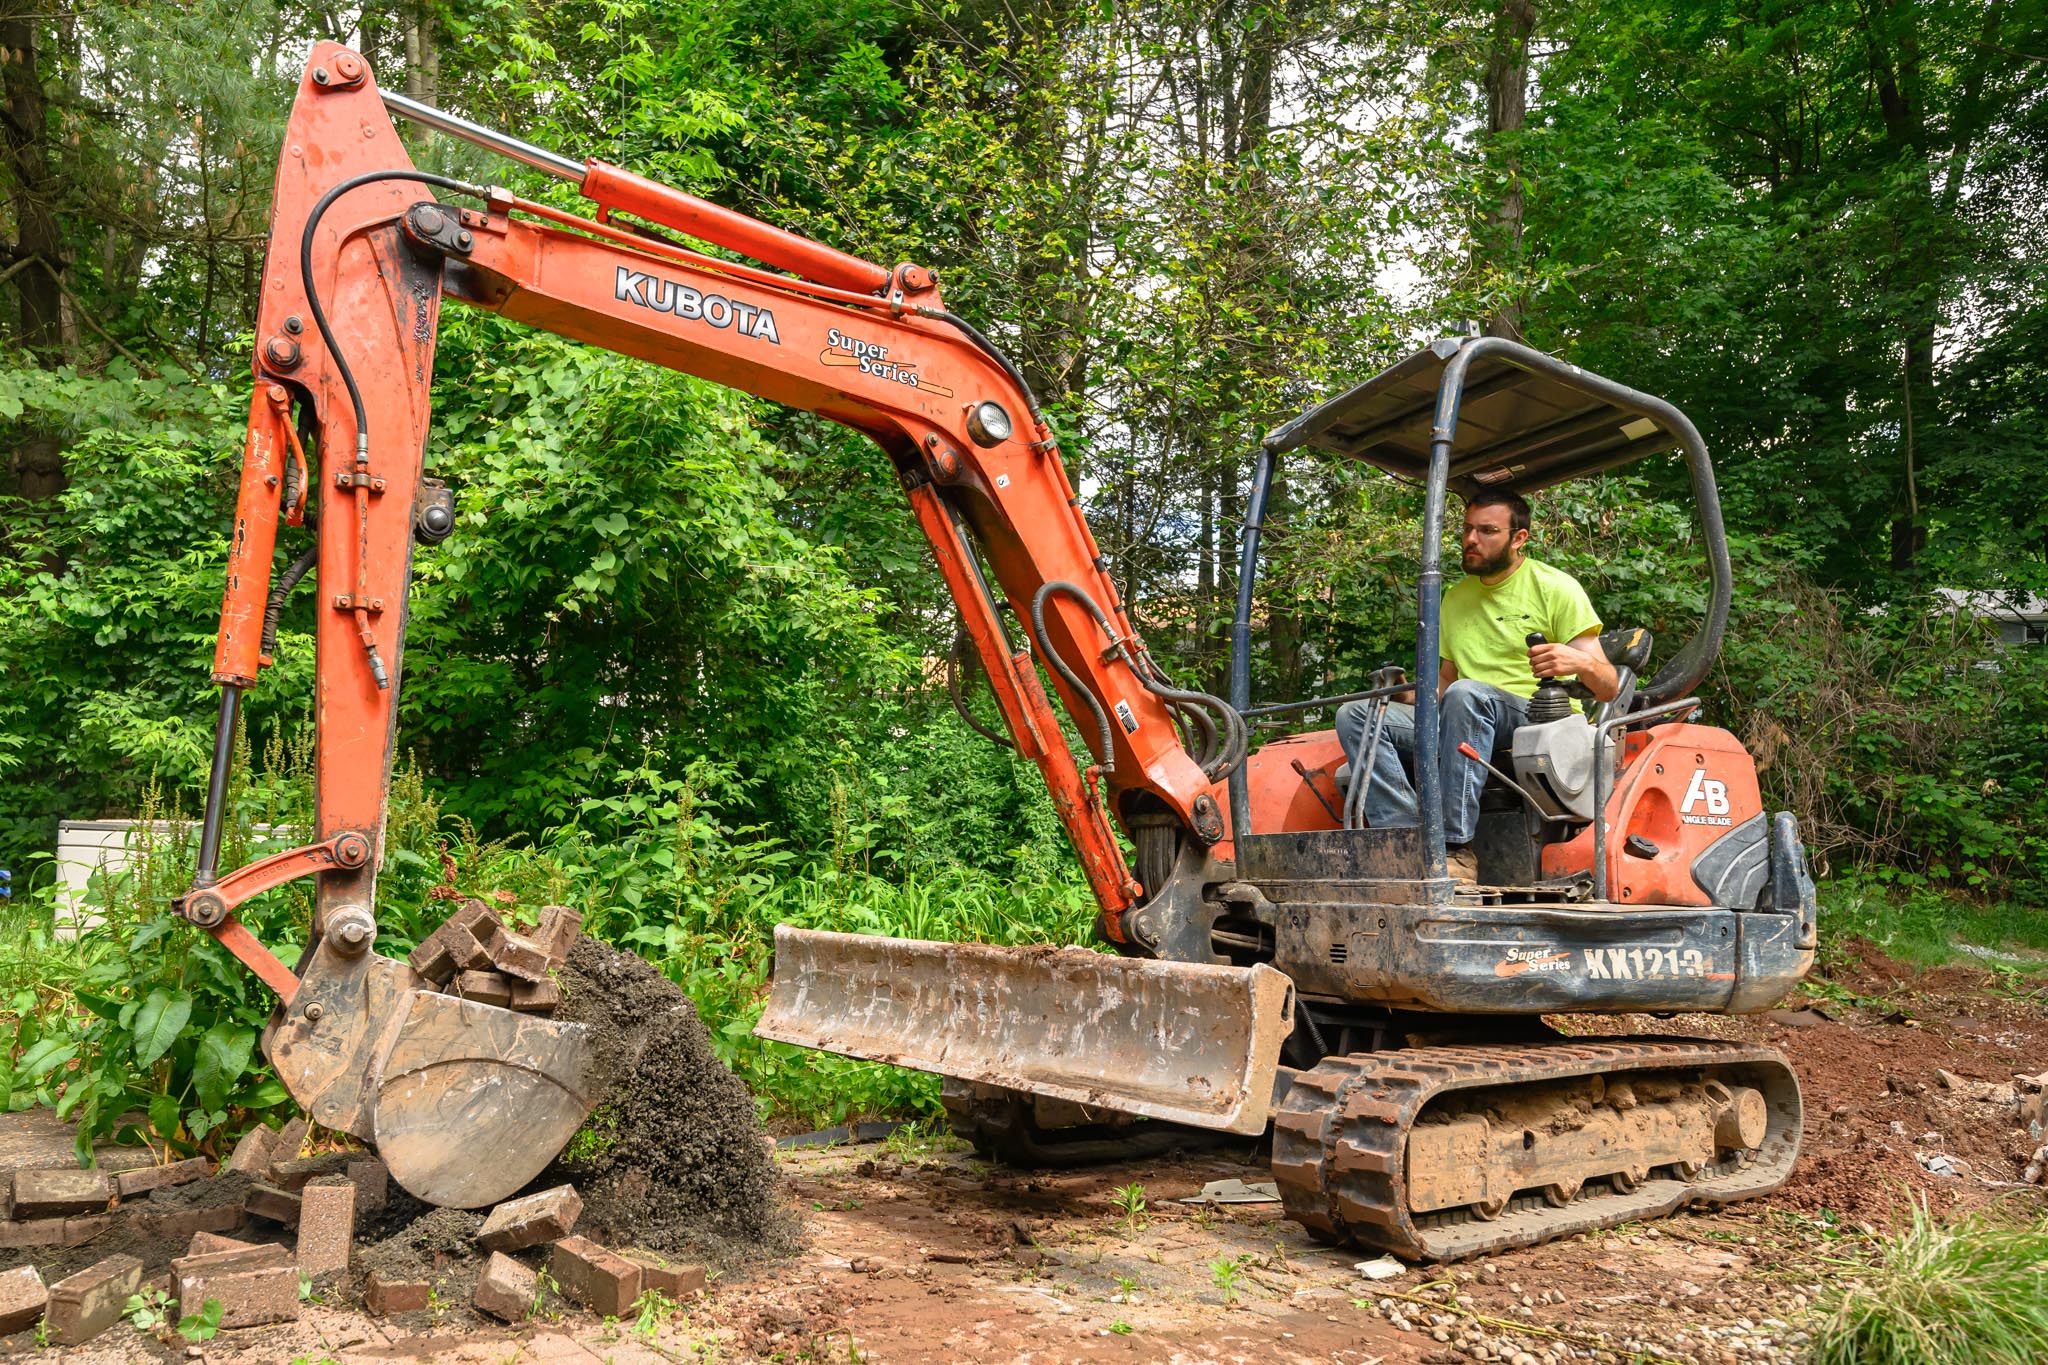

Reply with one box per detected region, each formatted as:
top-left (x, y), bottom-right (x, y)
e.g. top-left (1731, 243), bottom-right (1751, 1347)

top-left (1463, 544), bottom-right (1515, 576)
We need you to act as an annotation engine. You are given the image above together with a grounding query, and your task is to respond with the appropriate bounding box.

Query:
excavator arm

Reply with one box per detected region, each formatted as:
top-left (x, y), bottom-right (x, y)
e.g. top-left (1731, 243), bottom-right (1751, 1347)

top-left (176, 43), bottom-right (1273, 1206)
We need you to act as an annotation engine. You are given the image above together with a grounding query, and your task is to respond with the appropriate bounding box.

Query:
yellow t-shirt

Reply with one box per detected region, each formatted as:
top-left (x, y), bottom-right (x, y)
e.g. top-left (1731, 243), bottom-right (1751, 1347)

top-left (1440, 556), bottom-right (1602, 699)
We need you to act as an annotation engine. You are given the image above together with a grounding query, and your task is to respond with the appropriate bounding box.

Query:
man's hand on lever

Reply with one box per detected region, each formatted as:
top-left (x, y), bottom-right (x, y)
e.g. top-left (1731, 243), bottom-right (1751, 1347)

top-left (1528, 631), bottom-right (1620, 704)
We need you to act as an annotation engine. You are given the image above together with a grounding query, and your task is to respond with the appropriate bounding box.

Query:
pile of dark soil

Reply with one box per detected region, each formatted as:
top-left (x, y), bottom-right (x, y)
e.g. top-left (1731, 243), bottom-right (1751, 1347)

top-left (546, 935), bottom-right (800, 1265)
top-left (350, 934), bottom-right (796, 1290)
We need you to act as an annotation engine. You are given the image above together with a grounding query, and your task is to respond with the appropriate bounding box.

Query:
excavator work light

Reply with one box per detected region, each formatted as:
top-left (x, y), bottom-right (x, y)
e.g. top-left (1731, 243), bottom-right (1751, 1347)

top-left (966, 400), bottom-right (1012, 447)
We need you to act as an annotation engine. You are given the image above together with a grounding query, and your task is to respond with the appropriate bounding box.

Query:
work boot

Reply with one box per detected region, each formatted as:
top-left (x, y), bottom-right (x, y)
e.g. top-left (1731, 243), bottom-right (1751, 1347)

top-left (1445, 844), bottom-right (1480, 887)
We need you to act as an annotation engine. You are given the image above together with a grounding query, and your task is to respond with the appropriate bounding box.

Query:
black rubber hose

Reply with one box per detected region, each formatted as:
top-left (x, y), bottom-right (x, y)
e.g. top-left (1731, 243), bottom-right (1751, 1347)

top-left (1030, 581), bottom-right (1118, 774)
top-left (259, 543), bottom-right (322, 661)
top-left (947, 627), bottom-right (1015, 752)
top-left (299, 170), bottom-right (487, 465)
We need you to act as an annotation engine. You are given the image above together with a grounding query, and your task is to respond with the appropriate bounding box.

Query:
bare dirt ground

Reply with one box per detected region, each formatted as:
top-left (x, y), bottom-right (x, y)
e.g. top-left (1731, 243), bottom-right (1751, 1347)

top-left (10, 943), bottom-right (2046, 1365)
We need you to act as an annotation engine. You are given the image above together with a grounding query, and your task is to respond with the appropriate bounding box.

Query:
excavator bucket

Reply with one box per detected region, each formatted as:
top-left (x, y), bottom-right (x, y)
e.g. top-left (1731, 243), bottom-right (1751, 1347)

top-left (264, 939), bottom-right (596, 1208)
top-left (756, 926), bottom-right (1296, 1134)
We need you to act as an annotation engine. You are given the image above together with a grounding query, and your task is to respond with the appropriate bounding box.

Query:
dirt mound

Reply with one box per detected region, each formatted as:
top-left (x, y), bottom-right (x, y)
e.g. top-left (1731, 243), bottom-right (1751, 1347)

top-left (546, 935), bottom-right (800, 1265)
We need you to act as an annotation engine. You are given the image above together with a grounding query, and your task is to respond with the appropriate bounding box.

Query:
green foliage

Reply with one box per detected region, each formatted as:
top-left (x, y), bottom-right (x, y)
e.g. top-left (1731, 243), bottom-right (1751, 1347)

top-left (1808, 1201), bottom-right (2048, 1365)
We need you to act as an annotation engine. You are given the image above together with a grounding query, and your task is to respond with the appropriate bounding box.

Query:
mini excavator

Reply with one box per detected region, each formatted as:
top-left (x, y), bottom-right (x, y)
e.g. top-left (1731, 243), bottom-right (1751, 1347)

top-left (182, 44), bottom-right (1811, 1256)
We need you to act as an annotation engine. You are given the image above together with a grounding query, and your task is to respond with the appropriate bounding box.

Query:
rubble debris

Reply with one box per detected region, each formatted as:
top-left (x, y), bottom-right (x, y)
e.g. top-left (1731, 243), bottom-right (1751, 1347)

top-left (481, 917), bottom-right (551, 982)
top-left (0, 1264), bottom-right (47, 1334)
top-left (45, 1253), bottom-right (142, 1344)
top-left (2023, 1144), bottom-right (2048, 1185)
top-left (449, 969), bottom-right (515, 1007)
top-left (267, 1117), bottom-right (311, 1170)
top-left (550, 1235), bottom-right (642, 1317)
top-left (224, 1125), bottom-right (279, 1175)
top-left (12, 1168), bottom-right (113, 1219)
top-left (509, 978), bottom-right (564, 1013)
top-left (532, 905), bottom-right (585, 967)
top-left (269, 1153), bottom-right (355, 1191)
top-left (364, 1269), bottom-right (432, 1315)
top-left (477, 1184), bottom-right (582, 1252)
top-left (171, 1243), bottom-right (298, 1329)
top-left (0, 1215), bottom-right (107, 1249)
top-left (186, 1231), bottom-right (254, 1257)
top-left (348, 1158), bottom-right (389, 1218)
top-left (408, 899), bottom-right (496, 984)
top-left (246, 1183), bottom-right (303, 1227)
top-left (297, 1177), bottom-right (355, 1275)
top-left (114, 1156), bottom-right (211, 1201)
top-left (1179, 1178), bottom-right (1281, 1205)
top-left (623, 1248), bottom-right (706, 1298)
top-left (473, 1251), bottom-right (537, 1322)
top-left (1355, 1255), bottom-right (1407, 1281)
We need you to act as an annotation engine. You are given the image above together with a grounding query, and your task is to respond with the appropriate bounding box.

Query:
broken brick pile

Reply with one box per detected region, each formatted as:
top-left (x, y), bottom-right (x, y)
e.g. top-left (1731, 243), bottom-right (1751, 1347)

top-left (408, 900), bottom-right (582, 1013)
top-left (0, 1111), bottom-right (384, 1344)
top-left (1, 1109), bottom-right (707, 1345)
top-left (459, 1184), bottom-right (706, 1325)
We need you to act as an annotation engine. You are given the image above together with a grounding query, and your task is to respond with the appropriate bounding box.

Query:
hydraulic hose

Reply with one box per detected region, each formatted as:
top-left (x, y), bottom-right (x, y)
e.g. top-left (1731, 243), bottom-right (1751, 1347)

top-left (259, 543), bottom-right (322, 661)
top-left (947, 627), bottom-right (1015, 752)
top-left (298, 169), bottom-right (488, 466)
top-left (1030, 581), bottom-right (1118, 774)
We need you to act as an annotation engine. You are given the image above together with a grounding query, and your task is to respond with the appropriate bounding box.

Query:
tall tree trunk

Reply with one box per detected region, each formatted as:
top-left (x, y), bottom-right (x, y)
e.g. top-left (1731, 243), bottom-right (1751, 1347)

top-left (1477, 0), bottom-right (1536, 341)
top-left (1, 10), bottom-right (67, 499)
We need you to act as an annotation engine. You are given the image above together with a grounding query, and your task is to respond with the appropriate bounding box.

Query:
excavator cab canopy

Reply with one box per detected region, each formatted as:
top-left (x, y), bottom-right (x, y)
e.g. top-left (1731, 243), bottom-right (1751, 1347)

top-left (1224, 337), bottom-right (1734, 858)
top-left (1266, 336), bottom-right (1687, 495)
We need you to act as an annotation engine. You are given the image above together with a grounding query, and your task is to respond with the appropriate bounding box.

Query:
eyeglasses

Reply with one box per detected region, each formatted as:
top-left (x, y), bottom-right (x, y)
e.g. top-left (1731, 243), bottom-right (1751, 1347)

top-left (1463, 523), bottom-right (1510, 537)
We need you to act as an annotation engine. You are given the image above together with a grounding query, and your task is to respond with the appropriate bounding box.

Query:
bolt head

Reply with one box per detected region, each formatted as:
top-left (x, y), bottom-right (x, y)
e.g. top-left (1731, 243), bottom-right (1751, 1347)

top-left (304, 1003), bottom-right (324, 1022)
top-left (414, 206), bottom-right (446, 236)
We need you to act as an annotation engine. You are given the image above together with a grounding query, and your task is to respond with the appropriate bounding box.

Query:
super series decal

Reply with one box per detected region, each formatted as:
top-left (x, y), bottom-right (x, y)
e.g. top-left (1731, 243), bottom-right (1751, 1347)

top-left (818, 327), bottom-right (955, 396)
top-left (1493, 943), bottom-right (1725, 981)
top-left (615, 267), bottom-right (782, 344)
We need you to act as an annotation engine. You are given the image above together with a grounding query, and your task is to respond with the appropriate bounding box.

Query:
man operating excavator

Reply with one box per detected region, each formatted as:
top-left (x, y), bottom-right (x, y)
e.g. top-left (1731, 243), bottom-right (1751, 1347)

top-left (1336, 490), bottom-right (1619, 882)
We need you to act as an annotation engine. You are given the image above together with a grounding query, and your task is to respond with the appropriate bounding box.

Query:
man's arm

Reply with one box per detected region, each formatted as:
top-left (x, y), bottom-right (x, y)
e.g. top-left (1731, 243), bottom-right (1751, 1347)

top-left (1436, 657), bottom-right (1458, 699)
top-left (1529, 631), bottom-right (1619, 703)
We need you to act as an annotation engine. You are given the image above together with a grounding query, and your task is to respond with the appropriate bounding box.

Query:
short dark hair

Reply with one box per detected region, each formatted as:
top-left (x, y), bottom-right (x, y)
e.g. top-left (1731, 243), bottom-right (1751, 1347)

top-left (1464, 489), bottom-right (1530, 536)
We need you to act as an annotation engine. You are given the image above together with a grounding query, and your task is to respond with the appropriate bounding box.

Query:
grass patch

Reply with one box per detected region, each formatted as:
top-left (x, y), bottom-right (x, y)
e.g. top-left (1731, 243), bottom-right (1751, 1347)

top-left (1809, 1201), bottom-right (2048, 1365)
top-left (1818, 878), bottom-right (2048, 977)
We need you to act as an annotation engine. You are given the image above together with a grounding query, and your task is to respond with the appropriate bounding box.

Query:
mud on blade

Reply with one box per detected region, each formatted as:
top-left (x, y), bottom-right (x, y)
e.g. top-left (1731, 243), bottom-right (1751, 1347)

top-left (756, 926), bottom-right (1295, 1134)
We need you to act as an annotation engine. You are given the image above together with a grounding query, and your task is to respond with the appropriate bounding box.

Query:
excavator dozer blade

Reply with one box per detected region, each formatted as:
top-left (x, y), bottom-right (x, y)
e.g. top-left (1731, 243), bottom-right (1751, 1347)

top-left (756, 926), bottom-right (1295, 1135)
top-left (266, 941), bottom-right (596, 1208)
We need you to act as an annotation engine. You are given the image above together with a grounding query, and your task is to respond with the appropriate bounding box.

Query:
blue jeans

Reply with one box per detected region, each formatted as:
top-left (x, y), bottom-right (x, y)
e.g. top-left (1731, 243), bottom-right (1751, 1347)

top-left (1335, 680), bottom-right (1530, 846)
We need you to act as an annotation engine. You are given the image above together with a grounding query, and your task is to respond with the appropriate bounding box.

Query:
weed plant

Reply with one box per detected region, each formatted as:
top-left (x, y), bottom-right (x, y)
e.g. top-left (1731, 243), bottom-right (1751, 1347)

top-left (1, 732), bottom-right (1095, 1156)
top-left (1808, 1201), bottom-right (2048, 1365)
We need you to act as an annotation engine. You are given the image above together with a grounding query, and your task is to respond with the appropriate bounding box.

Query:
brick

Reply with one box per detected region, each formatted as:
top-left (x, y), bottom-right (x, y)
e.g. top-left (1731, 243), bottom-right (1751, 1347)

top-left (347, 1157), bottom-right (389, 1217)
top-left (245, 1182), bottom-right (301, 1226)
top-left (60, 1214), bottom-right (111, 1246)
top-left (171, 1244), bottom-right (297, 1329)
top-left (622, 1249), bottom-right (706, 1298)
top-left (115, 1156), bottom-right (211, 1200)
top-left (12, 1167), bottom-right (113, 1219)
top-left (0, 1217), bottom-right (67, 1248)
top-left (481, 917), bottom-right (552, 982)
top-left (268, 1152), bottom-right (353, 1191)
top-left (296, 1177), bottom-right (355, 1275)
top-left (409, 900), bottom-right (498, 983)
top-left (449, 970), bottom-right (513, 1007)
top-left (477, 1184), bottom-right (582, 1252)
top-left (46, 1253), bottom-right (142, 1345)
top-left (0, 1265), bottom-right (46, 1334)
top-left (224, 1123), bottom-right (279, 1175)
top-left (508, 977), bottom-right (563, 1014)
top-left (473, 1251), bottom-right (536, 1322)
top-left (364, 1270), bottom-right (432, 1316)
top-left (187, 1230), bottom-right (255, 1256)
top-left (549, 1235), bottom-right (642, 1317)
top-left (266, 1116), bottom-right (310, 1169)
top-left (132, 1200), bottom-right (244, 1240)
top-left (532, 905), bottom-right (584, 966)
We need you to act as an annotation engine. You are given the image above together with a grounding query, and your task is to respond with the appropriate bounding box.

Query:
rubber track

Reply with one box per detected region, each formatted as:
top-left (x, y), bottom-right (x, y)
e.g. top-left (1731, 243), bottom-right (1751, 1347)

top-left (1270, 1037), bottom-right (1802, 1262)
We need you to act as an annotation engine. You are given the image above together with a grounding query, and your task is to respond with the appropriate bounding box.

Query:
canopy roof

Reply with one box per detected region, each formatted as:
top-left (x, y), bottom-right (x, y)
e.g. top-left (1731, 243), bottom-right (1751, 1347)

top-left (1264, 337), bottom-right (1687, 494)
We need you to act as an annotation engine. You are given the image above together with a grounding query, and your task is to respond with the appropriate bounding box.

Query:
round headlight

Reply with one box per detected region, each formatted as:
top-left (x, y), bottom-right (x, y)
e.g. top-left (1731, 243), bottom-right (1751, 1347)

top-left (966, 400), bottom-right (1013, 448)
